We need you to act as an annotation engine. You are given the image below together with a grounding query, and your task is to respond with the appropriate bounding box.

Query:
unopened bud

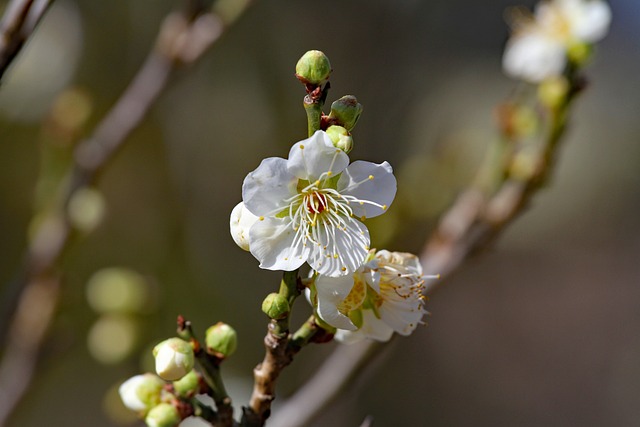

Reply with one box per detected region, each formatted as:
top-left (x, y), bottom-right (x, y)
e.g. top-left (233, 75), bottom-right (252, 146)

top-left (295, 50), bottom-right (332, 85)
top-left (153, 338), bottom-right (194, 381)
top-left (328, 95), bottom-right (362, 131)
top-left (205, 322), bottom-right (238, 358)
top-left (538, 76), bottom-right (569, 109)
top-left (145, 403), bottom-right (181, 427)
top-left (325, 125), bottom-right (353, 154)
top-left (119, 373), bottom-right (164, 414)
top-left (262, 292), bottom-right (290, 320)
top-left (172, 369), bottom-right (200, 398)
top-left (567, 41), bottom-right (592, 65)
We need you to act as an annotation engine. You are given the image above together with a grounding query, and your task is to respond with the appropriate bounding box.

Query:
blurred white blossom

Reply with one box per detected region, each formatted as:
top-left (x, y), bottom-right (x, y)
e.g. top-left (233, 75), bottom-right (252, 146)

top-left (503, 0), bottom-right (611, 82)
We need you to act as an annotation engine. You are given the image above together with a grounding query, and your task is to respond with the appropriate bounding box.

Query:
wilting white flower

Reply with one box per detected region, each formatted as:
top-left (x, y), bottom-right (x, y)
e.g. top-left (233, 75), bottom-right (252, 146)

top-left (118, 373), bottom-right (164, 413)
top-left (503, 0), bottom-right (611, 82)
top-left (241, 130), bottom-right (396, 277)
top-left (313, 250), bottom-right (429, 342)
top-left (230, 202), bottom-right (259, 251)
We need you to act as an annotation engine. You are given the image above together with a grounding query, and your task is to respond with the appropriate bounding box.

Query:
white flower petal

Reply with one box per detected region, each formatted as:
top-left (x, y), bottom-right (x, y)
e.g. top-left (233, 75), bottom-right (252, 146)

top-left (242, 157), bottom-right (296, 216)
top-left (249, 217), bottom-right (309, 271)
top-left (230, 202), bottom-right (259, 251)
top-left (308, 217), bottom-right (370, 277)
top-left (288, 131), bottom-right (349, 181)
top-left (503, 32), bottom-right (566, 82)
top-left (379, 302), bottom-right (424, 336)
top-left (359, 310), bottom-right (395, 341)
top-left (338, 161), bottom-right (397, 219)
top-left (569, 0), bottom-right (611, 42)
top-left (315, 275), bottom-right (357, 330)
top-left (334, 328), bottom-right (365, 344)
top-left (119, 375), bottom-right (147, 411)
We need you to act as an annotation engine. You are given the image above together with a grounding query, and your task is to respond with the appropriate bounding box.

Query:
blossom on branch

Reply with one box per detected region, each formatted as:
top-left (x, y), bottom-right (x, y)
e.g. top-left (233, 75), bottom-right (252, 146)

top-left (239, 130), bottom-right (396, 277)
top-left (503, 0), bottom-right (611, 82)
top-left (312, 250), bottom-right (429, 342)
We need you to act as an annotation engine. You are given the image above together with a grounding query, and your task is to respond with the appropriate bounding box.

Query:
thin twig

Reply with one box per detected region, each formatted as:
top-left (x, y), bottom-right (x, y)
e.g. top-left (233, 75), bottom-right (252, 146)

top-left (0, 0), bottom-right (52, 81)
top-left (0, 1), bottom-right (254, 424)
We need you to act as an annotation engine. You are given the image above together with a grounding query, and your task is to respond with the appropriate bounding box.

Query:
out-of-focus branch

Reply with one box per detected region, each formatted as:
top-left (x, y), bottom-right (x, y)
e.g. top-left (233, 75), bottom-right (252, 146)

top-left (0, 1), bottom-right (254, 424)
top-left (0, 0), bottom-right (52, 81)
top-left (272, 73), bottom-right (584, 427)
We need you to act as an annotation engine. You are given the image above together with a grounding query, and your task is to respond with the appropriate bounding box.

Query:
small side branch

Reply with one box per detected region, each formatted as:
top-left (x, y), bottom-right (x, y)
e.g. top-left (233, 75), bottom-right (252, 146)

top-left (0, 0), bottom-right (52, 81)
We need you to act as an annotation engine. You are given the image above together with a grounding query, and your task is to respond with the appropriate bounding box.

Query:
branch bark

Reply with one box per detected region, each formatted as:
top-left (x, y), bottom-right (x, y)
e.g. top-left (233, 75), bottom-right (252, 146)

top-left (0, 0), bottom-right (52, 81)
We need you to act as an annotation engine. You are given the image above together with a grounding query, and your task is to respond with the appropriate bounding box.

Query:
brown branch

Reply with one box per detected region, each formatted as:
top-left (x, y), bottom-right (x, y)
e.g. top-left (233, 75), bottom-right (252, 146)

top-left (0, 0), bottom-right (53, 81)
top-left (0, 1), bottom-right (254, 424)
top-left (271, 72), bottom-right (584, 427)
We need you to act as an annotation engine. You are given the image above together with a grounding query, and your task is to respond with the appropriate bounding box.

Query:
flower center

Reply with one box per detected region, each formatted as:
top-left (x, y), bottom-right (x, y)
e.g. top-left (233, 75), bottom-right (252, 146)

top-left (306, 191), bottom-right (327, 214)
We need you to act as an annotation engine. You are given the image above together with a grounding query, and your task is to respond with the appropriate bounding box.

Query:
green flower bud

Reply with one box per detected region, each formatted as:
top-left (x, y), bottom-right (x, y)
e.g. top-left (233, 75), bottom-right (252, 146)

top-left (119, 373), bottom-right (164, 414)
top-left (172, 369), bottom-right (200, 398)
top-left (537, 76), bottom-right (569, 109)
top-left (328, 95), bottom-right (362, 131)
top-left (261, 292), bottom-right (290, 320)
top-left (295, 50), bottom-right (332, 85)
top-left (153, 338), bottom-right (194, 381)
top-left (325, 125), bottom-right (353, 154)
top-left (205, 322), bottom-right (238, 358)
top-left (567, 41), bottom-right (592, 66)
top-left (145, 403), bottom-right (180, 427)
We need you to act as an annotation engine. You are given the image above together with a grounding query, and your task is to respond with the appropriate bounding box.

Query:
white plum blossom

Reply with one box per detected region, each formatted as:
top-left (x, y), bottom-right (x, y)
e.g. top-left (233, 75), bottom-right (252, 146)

top-left (240, 130), bottom-right (396, 277)
top-left (503, 0), bottom-right (611, 82)
top-left (313, 250), bottom-right (429, 342)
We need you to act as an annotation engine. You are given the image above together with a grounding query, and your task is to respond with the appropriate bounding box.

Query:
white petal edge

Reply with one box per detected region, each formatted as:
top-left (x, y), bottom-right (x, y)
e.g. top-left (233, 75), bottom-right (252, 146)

top-left (307, 217), bottom-right (370, 277)
top-left (249, 217), bottom-right (309, 272)
top-left (315, 274), bottom-right (358, 330)
top-left (287, 131), bottom-right (349, 182)
top-left (242, 157), bottom-right (296, 216)
top-left (337, 160), bottom-right (397, 219)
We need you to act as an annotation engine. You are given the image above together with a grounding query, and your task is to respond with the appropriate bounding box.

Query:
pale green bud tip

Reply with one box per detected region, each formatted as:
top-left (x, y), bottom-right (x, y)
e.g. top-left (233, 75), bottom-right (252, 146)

top-left (205, 322), bottom-right (238, 358)
top-left (262, 292), bottom-right (290, 320)
top-left (537, 76), bottom-right (569, 109)
top-left (567, 41), bottom-right (592, 65)
top-left (295, 50), bottom-right (332, 85)
top-left (119, 373), bottom-right (164, 413)
top-left (153, 338), bottom-right (194, 381)
top-left (328, 95), bottom-right (362, 131)
top-left (172, 370), bottom-right (200, 398)
top-left (145, 403), bottom-right (180, 427)
top-left (325, 125), bottom-right (353, 154)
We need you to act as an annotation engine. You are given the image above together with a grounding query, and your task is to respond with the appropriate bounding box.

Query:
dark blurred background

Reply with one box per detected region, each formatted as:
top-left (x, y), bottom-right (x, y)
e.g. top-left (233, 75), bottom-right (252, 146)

top-left (1, 0), bottom-right (639, 426)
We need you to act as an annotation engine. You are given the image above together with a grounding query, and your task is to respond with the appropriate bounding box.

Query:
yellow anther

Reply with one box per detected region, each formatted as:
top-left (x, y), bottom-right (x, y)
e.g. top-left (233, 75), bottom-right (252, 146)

top-left (300, 145), bottom-right (305, 149)
top-left (359, 201), bottom-right (364, 205)
top-left (259, 216), bottom-right (265, 221)
top-left (382, 205), bottom-right (387, 210)
top-left (341, 267), bottom-right (347, 272)
top-left (327, 171), bottom-right (333, 176)
top-left (360, 216), bottom-right (366, 221)
top-left (333, 254), bottom-right (339, 259)
top-left (368, 175), bottom-right (374, 180)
